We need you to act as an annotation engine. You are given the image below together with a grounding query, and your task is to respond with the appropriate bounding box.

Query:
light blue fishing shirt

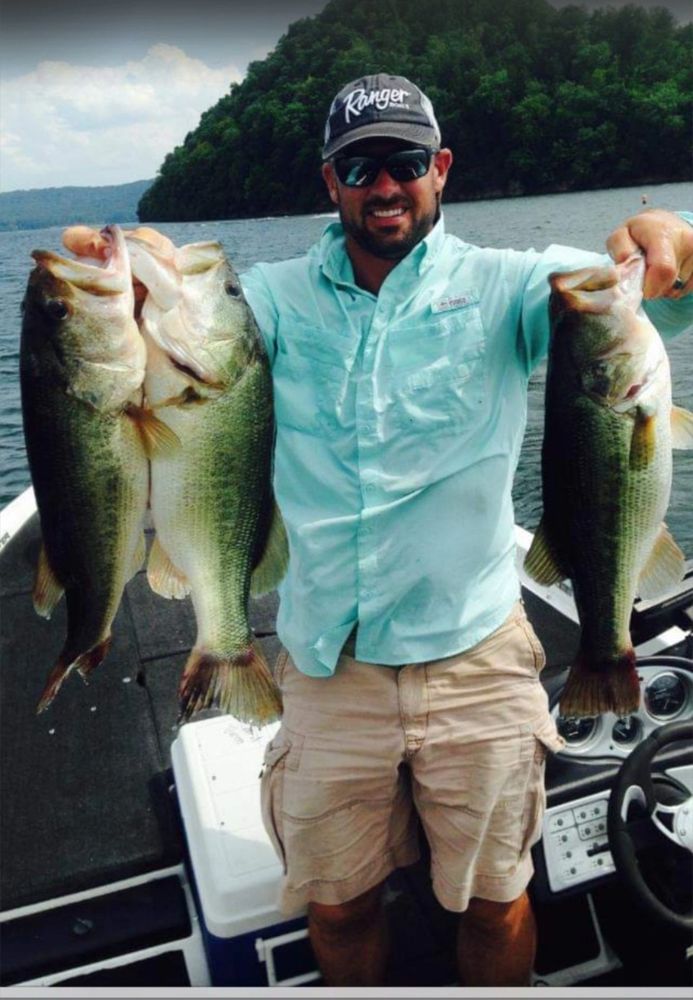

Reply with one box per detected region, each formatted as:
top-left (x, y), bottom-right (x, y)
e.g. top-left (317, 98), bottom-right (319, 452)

top-left (241, 214), bottom-right (693, 678)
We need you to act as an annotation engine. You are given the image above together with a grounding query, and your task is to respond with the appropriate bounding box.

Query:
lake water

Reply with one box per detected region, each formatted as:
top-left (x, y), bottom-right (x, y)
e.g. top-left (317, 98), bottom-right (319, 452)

top-left (1, 181), bottom-right (692, 555)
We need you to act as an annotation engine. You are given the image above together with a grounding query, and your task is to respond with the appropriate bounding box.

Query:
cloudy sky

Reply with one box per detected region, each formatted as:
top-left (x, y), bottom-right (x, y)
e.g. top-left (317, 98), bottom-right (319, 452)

top-left (0, 0), bottom-right (689, 193)
top-left (0, 0), bottom-right (326, 192)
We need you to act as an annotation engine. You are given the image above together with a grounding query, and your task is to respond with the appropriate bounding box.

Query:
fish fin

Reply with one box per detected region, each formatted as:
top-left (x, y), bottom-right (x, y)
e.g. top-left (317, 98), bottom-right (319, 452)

top-left (74, 635), bottom-right (113, 679)
top-left (671, 405), bottom-right (693, 449)
top-left (32, 544), bottom-right (64, 619)
top-left (629, 406), bottom-right (656, 470)
top-left (523, 519), bottom-right (567, 585)
top-left (250, 503), bottom-right (289, 597)
top-left (559, 648), bottom-right (639, 718)
top-left (125, 404), bottom-right (180, 458)
top-left (177, 641), bottom-right (282, 725)
top-left (129, 532), bottom-right (147, 580)
top-left (147, 536), bottom-right (191, 599)
top-left (37, 656), bottom-right (74, 713)
top-left (153, 386), bottom-right (207, 409)
top-left (637, 523), bottom-right (686, 600)
top-left (36, 635), bottom-right (112, 713)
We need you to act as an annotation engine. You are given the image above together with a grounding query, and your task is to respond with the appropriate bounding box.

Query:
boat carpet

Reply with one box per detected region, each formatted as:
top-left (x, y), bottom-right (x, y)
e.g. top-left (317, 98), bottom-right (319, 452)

top-left (0, 513), bottom-right (281, 912)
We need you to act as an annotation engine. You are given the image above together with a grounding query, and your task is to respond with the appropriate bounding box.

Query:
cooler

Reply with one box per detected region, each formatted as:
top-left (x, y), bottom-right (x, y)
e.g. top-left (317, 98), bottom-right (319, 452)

top-left (171, 715), bottom-right (320, 987)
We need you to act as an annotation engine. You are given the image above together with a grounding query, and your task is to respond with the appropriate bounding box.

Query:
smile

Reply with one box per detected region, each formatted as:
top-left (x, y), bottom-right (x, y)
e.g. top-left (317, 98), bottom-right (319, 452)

top-left (370, 207), bottom-right (406, 218)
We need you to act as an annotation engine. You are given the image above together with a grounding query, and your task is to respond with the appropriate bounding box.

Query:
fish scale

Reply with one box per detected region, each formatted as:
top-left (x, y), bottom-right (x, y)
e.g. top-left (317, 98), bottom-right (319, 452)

top-left (152, 359), bottom-right (273, 655)
top-left (546, 391), bottom-right (670, 660)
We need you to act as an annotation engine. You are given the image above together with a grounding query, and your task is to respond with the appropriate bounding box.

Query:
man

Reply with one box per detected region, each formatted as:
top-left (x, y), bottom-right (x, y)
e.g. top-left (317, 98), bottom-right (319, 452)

top-left (239, 74), bottom-right (693, 987)
top-left (66, 73), bottom-right (692, 987)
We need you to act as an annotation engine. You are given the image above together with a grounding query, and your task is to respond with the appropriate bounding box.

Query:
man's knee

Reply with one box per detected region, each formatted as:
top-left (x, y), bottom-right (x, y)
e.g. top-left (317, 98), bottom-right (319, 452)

top-left (462, 891), bottom-right (532, 932)
top-left (308, 882), bottom-right (385, 937)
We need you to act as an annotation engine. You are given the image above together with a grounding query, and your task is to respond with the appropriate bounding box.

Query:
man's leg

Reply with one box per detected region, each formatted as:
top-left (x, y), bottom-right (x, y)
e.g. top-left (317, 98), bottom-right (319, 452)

top-left (308, 882), bottom-right (388, 986)
top-left (456, 891), bottom-right (536, 986)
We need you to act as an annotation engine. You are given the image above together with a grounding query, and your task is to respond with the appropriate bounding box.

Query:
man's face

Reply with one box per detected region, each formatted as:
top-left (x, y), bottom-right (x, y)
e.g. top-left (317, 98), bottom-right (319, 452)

top-left (322, 140), bottom-right (453, 262)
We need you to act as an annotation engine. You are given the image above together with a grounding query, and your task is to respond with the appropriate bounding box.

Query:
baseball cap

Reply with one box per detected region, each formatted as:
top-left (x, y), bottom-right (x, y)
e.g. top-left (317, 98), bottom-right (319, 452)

top-left (322, 73), bottom-right (442, 160)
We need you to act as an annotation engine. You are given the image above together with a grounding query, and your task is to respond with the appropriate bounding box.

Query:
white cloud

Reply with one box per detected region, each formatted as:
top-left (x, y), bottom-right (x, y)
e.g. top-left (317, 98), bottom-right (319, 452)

top-left (0, 44), bottom-right (242, 191)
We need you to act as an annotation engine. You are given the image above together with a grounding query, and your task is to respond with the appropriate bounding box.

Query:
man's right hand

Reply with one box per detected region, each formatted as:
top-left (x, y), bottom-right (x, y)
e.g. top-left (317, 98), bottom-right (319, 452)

top-left (62, 224), bottom-right (172, 315)
top-left (62, 224), bottom-right (173, 258)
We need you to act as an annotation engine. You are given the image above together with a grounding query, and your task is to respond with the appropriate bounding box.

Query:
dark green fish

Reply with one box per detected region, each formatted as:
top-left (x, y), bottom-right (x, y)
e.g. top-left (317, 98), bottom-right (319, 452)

top-left (127, 233), bottom-right (288, 725)
top-left (525, 254), bottom-right (693, 717)
top-left (20, 226), bottom-right (169, 711)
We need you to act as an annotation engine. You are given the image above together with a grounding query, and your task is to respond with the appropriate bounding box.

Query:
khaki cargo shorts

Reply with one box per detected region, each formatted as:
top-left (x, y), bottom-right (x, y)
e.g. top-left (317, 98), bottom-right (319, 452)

top-left (260, 601), bottom-right (565, 915)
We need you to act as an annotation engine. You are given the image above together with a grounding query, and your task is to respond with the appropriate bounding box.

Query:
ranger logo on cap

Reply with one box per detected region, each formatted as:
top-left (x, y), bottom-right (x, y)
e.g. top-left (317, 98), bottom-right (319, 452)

top-left (322, 73), bottom-right (441, 160)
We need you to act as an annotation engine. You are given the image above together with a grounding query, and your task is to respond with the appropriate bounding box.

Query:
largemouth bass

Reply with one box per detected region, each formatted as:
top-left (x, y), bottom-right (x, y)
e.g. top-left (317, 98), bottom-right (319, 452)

top-left (525, 253), bottom-right (693, 717)
top-left (127, 233), bottom-right (287, 725)
top-left (20, 225), bottom-right (170, 711)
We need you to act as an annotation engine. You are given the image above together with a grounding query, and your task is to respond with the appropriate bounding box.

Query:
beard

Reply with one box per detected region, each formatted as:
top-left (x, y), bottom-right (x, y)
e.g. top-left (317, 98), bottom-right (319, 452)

top-left (339, 192), bottom-right (441, 261)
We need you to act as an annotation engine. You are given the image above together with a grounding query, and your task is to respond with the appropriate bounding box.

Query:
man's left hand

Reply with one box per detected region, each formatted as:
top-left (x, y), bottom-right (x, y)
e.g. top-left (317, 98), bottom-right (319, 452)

top-left (606, 209), bottom-right (693, 300)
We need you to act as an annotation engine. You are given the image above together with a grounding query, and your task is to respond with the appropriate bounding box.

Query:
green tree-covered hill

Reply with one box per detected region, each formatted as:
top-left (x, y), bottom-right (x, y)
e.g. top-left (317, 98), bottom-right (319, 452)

top-left (138, 0), bottom-right (691, 222)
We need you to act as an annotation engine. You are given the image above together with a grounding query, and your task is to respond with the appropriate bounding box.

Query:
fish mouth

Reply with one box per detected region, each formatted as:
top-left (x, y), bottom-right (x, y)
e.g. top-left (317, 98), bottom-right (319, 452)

top-left (550, 253), bottom-right (645, 315)
top-left (32, 225), bottom-right (131, 295)
top-left (155, 308), bottom-right (228, 387)
top-left (126, 235), bottom-right (180, 311)
top-left (130, 236), bottom-right (232, 385)
top-left (614, 252), bottom-right (646, 306)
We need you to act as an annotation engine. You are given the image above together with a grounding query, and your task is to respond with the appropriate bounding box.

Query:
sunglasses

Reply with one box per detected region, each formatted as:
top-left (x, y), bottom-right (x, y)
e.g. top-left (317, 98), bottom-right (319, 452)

top-left (333, 148), bottom-right (435, 188)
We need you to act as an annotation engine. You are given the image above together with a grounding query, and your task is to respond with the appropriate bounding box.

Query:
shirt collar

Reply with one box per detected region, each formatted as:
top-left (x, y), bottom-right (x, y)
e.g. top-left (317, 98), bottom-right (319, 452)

top-left (319, 214), bottom-right (447, 289)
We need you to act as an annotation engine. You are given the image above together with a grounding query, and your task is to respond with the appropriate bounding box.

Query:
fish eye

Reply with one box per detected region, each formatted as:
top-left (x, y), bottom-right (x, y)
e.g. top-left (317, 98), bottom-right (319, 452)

top-left (44, 299), bottom-right (70, 321)
top-left (224, 281), bottom-right (241, 297)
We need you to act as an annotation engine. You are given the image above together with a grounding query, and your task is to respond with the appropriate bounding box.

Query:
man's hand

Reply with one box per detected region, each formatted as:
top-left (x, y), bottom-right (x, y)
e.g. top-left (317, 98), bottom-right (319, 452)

top-left (62, 224), bottom-right (172, 258)
top-left (606, 209), bottom-right (693, 300)
top-left (62, 224), bottom-right (173, 316)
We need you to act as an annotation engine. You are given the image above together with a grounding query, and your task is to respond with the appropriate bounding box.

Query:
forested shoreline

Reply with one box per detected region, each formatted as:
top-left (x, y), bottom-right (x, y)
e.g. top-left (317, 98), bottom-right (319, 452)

top-left (139, 0), bottom-right (691, 223)
top-left (0, 180), bottom-right (152, 232)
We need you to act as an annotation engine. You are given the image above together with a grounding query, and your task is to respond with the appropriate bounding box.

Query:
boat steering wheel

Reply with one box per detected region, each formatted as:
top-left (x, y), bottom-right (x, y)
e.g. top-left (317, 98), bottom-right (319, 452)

top-left (607, 719), bottom-right (693, 932)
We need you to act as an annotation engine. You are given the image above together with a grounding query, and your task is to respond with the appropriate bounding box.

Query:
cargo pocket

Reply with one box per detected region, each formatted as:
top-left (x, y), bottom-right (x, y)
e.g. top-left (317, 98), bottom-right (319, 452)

top-left (519, 718), bottom-right (565, 856)
top-left (273, 648), bottom-right (291, 687)
top-left (516, 611), bottom-right (547, 674)
top-left (260, 738), bottom-right (292, 872)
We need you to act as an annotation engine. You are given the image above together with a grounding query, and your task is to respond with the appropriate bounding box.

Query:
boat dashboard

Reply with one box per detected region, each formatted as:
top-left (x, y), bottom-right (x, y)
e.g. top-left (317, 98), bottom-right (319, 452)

top-left (533, 654), bottom-right (693, 903)
top-left (550, 657), bottom-right (693, 762)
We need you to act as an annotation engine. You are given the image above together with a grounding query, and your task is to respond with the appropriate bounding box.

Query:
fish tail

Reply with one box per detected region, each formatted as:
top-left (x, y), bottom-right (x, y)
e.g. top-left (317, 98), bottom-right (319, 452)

top-left (559, 648), bottom-right (639, 718)
top-left (607, 649), bottom-right (641, 716)
top-left (36, 635), bottom-right (112, 713)
top-left (178, 641), bottom-right (282, 725)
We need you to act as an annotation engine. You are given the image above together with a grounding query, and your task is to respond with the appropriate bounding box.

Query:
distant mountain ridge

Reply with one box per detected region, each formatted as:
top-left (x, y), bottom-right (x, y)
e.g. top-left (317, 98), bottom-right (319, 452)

top-left (0, 179), bottom-right (153, 232)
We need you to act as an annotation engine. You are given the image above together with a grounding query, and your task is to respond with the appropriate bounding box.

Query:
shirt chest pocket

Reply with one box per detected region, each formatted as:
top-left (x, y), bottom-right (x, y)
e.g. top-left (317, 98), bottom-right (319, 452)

top-left (386, 305), bottom-right (487, 436)
top-left (272, 325), bottom-right (351, 435)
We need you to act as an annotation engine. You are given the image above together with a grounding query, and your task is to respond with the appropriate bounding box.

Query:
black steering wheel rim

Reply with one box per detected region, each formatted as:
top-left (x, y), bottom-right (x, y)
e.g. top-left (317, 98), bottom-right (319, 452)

top-left (607, 719), bottom-right (693, 932)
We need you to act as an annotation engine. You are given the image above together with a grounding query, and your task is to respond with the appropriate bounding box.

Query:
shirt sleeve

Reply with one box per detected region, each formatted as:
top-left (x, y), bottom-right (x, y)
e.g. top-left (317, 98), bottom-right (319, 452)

top-left (240, 263), bottom-right (279, 364)
top-left (518, 210), bottom-right (693, 372)
top-left (518, 243), bottom-right (604, 373)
